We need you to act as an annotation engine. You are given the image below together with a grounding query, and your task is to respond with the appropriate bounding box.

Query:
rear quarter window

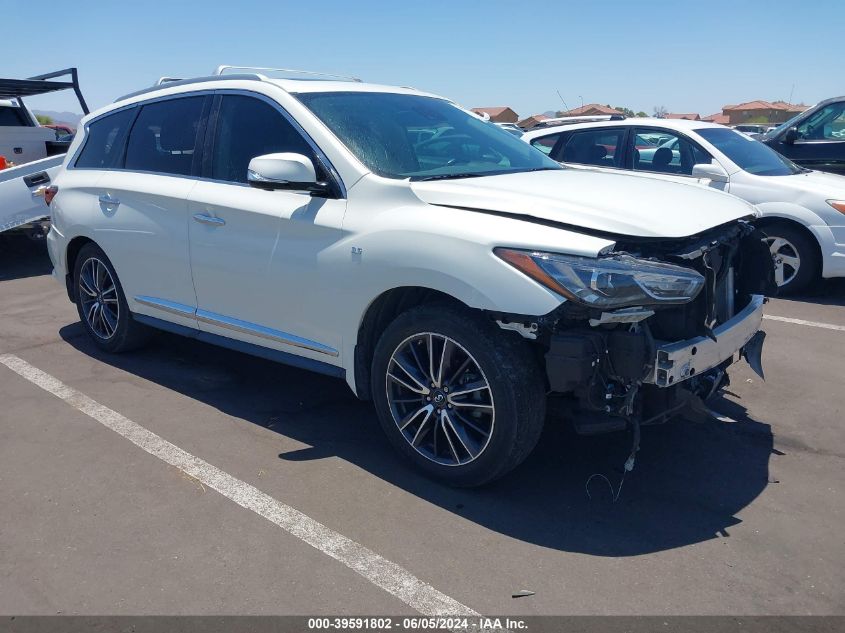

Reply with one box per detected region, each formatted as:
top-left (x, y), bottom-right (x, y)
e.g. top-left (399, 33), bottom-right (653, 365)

top-left (75, 107), bottom-right (136, 169)
top-left (0, 105), bottom-right (31, 126)
top-left (530, 133), bottom-right (562, 156)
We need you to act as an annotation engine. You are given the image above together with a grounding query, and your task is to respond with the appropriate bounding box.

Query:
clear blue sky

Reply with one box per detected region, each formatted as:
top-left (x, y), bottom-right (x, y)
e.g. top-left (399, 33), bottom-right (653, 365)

top-left (3, 0), bottom-right (842, 119)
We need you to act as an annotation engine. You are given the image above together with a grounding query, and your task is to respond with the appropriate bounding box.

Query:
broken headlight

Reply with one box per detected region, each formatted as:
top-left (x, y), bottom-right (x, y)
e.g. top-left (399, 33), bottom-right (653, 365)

top-left (495, 249), bottom-right (705, 308)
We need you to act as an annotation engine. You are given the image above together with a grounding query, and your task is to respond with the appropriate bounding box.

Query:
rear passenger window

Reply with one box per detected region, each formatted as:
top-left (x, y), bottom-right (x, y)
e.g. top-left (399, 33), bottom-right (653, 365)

top-left (211, 95), bottom-right (313, 183)
top-left (560, 129), bottom-right (625, 167)
top-left (125, 97), bottom-right (205, 176)
top-left (75, 107), bottom-right (135, 169)
top-left (530, 133), bottom-right (562, 156)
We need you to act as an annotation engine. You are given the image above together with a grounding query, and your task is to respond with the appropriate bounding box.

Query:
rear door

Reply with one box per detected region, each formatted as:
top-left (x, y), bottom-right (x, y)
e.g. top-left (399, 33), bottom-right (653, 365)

top-left (94, 95), bottom-right (210, 329)
top-left (187, 92), bottom-right (347, 364)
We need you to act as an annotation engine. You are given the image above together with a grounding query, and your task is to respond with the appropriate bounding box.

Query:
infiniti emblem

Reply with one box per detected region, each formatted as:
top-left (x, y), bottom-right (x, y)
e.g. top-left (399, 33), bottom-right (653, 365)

top-left (433, 393), bottom-right (446, 405)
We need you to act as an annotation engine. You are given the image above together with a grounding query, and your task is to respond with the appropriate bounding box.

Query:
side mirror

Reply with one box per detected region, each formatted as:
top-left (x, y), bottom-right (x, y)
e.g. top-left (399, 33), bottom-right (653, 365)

top-left (783, 126), bottom-right (799, 144)
top-left (691, 162), bottom-right (729, 183)
top-left (247, 153), bottom-right (328, 193)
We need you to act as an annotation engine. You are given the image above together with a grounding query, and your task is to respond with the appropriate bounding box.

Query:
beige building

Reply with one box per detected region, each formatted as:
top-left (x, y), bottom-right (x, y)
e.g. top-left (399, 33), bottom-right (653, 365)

top-left (720, 100), bottom-right (806, 125)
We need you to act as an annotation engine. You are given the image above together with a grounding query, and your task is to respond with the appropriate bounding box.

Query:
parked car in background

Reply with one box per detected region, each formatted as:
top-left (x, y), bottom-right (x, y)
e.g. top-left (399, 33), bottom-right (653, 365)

top-left (46, 66), bottom-right (773, 486)
top-left (0, 68), bottom-right (89, 238)
top-left (762, 96), bottom-right (845, 175)
top-left (523, 118), bottom-right (845, 293)
top-left (734, 124), bottom-right (767, 136)
top-left (495, 122), bottom-right (525, 137)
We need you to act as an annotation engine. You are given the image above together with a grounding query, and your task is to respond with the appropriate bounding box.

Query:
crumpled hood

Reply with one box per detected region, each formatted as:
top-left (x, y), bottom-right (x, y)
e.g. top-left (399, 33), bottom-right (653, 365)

top-left (410, 169), bottom-right (757, 238)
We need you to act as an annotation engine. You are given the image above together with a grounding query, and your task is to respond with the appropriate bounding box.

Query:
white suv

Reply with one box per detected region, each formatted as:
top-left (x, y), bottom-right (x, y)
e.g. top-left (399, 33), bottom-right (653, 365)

top-left (46, 66), bottom-right (775, 486)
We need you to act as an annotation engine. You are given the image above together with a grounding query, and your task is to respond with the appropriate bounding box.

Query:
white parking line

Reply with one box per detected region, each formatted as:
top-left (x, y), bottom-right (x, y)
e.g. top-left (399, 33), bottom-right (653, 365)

top-left (763, 314), bottom-right (845, 332)
top-left (0, 353), bottom-right (477, 618)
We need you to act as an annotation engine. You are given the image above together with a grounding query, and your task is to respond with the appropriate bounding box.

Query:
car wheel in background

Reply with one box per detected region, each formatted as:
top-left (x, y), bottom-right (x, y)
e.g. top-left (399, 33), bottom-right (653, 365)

top-left (371, 304), bottom-right (546, 487)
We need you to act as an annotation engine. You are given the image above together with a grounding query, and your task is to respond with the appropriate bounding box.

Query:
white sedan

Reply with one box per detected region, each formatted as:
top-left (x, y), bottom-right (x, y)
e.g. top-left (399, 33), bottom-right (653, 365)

top-left (524, 119), bottom-right (845, 292)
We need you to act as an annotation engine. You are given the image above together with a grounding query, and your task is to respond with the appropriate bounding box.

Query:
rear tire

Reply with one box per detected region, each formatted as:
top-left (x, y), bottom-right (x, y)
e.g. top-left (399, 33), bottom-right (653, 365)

top-left (73, 243), bottom-right (151, 353)
top-left (761, 223), bottom-right (819, 294)
top-left (371, 304), bottom-right (546, 487)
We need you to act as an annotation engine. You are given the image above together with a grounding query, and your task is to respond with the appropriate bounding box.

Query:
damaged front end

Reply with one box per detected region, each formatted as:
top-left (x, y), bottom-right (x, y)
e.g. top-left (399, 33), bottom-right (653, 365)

top-left (495, 220), bottom-right (776, 436)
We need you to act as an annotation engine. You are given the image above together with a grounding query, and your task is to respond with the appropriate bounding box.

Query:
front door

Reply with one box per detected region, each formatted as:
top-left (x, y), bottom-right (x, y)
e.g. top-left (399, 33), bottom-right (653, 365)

top-left (187, 93), bottom-right (347, 365)
top-left (773, 100), bottom-right (845, 175)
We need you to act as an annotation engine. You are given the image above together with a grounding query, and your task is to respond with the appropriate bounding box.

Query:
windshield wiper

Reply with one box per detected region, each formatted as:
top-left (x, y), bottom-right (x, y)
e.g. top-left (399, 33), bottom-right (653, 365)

top-left (412, 173), bottom-right (486, 182)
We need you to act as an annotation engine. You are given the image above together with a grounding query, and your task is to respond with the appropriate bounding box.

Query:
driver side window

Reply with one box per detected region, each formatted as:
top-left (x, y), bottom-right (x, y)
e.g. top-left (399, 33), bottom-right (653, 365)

top-left (632, 129), bottom-right (712, 176)
top-left (796, 103), bottom-right (845, 141)
top-left (211, 95), bottom-right (314, 184)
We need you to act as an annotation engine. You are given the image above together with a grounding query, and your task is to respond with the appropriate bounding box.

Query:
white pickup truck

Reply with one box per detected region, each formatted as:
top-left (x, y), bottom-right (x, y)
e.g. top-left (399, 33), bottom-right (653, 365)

top-left (0, 68), bottom-right (89, 239)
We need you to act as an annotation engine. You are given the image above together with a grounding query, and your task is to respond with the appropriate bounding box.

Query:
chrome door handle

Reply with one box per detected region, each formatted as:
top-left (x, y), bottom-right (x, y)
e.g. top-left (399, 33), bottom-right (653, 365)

top-left (192, 213), bottom-right (225, 226)
top-left (98, 194), bottom-right (120, 206)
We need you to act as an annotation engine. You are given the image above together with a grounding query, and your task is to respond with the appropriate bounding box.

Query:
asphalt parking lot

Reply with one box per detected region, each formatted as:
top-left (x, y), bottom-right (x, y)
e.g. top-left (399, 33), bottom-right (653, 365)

top-left (1, 235), bottom-right (843, 617)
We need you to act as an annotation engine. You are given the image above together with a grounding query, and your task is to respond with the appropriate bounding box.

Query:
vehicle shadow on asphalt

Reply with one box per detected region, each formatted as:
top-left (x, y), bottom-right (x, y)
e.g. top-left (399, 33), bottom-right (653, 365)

top-left (778, 278), bottom-right (845, 306)
top-left (0, 236), bottom-right (52, 281)
top-left (60, 323), bottom-right (774, 557)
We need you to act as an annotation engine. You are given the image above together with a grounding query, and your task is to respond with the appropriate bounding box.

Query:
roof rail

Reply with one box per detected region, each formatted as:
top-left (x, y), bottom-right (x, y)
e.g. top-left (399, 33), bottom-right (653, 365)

top-left (214, 65), bottom-right (362, 83)
top-left (114, 73), bottom-right (265, 104)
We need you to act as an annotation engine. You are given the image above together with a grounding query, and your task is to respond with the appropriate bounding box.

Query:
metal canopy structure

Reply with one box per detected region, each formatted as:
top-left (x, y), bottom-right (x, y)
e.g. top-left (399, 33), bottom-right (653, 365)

top-left (0, 68), bottom-right (89, 114)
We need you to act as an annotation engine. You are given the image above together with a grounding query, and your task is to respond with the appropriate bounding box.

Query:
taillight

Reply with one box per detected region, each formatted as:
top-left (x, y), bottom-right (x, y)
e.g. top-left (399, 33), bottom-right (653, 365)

top-left (44, 185), bottom-right (58, 206)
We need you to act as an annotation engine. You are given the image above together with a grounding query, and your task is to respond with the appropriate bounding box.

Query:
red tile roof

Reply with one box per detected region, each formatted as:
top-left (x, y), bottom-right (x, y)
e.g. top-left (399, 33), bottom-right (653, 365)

top-left (723, 100), bottom-right (807, 112)
top-left (666, 113), bottom-right (701, 120)
top-left (562, 103), bottom-right (623, 116)
top-left (517, 114), bottom-right (548, 128)
top-left (702, 113), bottom-right (730, 125)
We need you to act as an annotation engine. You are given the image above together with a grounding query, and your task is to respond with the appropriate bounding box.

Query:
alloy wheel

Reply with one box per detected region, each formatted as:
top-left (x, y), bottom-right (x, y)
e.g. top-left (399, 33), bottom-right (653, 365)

top-left (385, 333), bottom-right (495, 466)
top-left (764, 236), bottom-right (801, 287)
top-left (78, 257), bottom-right (120, 339)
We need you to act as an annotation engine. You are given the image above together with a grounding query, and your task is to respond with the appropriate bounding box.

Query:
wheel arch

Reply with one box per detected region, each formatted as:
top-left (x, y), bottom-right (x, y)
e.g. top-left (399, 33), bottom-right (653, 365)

top-left (353, 286), bottom-right (473, 400)
top-left (64, 235), bottom-right (96, 302)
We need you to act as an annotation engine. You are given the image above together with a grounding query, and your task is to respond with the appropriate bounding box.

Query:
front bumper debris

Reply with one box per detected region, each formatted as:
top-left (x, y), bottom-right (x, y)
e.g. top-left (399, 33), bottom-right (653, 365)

top-left (649, 294), bottom-right (766, 387)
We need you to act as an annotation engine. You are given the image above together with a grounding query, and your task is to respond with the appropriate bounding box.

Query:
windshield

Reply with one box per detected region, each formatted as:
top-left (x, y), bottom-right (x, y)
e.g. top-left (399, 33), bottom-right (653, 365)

top-left (696, 127), bottom-right (802, 176)
top-left (295, 92), bottom-right (561, 180)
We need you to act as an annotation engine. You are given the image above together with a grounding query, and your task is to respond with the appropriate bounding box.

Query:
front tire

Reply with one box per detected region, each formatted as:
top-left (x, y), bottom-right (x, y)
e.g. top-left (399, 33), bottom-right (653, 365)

top-left (73, 243), bottom-right (150, 353)
top-left (762, 223), bottom-right (819, 294)
top-left (371, 304), bottom-right (546, 487)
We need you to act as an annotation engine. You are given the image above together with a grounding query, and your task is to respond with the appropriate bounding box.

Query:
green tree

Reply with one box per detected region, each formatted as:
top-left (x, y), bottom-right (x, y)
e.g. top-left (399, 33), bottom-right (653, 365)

top-left (35, 114), bottom-right (53, 125)
top-left (636, 111), bottom-right (648, 117)
top-left (613, 106), bottom-right (636, 118)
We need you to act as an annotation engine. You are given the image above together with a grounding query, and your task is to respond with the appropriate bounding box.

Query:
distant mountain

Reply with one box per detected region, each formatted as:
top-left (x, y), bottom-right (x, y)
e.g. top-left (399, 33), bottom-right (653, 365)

top-left (33, 110), bottom-right (83, 126)
top-left (542, 110), bottom-right (557, 117)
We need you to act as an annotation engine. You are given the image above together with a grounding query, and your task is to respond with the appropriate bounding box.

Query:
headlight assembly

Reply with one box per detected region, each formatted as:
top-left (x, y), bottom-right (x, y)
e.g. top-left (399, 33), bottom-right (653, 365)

top-left (495, 248), bottom-right (705, 308)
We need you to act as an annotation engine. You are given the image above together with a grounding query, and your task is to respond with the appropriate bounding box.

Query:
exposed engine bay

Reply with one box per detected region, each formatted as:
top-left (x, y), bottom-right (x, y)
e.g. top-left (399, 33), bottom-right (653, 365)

top-left (496, 220), bottom-right (777, 436)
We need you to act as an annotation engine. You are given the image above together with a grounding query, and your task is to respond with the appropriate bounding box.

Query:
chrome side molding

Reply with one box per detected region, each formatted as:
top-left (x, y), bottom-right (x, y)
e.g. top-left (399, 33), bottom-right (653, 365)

top-left (134, 295), bottom-right (196, 317)
top-left (133, 295), bottom-right (338, 357)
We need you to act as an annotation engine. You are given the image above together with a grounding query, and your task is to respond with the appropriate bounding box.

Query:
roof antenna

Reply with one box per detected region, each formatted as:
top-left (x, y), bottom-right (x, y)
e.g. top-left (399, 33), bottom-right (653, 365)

top-left (556, 89), bottom-right (570, 113)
